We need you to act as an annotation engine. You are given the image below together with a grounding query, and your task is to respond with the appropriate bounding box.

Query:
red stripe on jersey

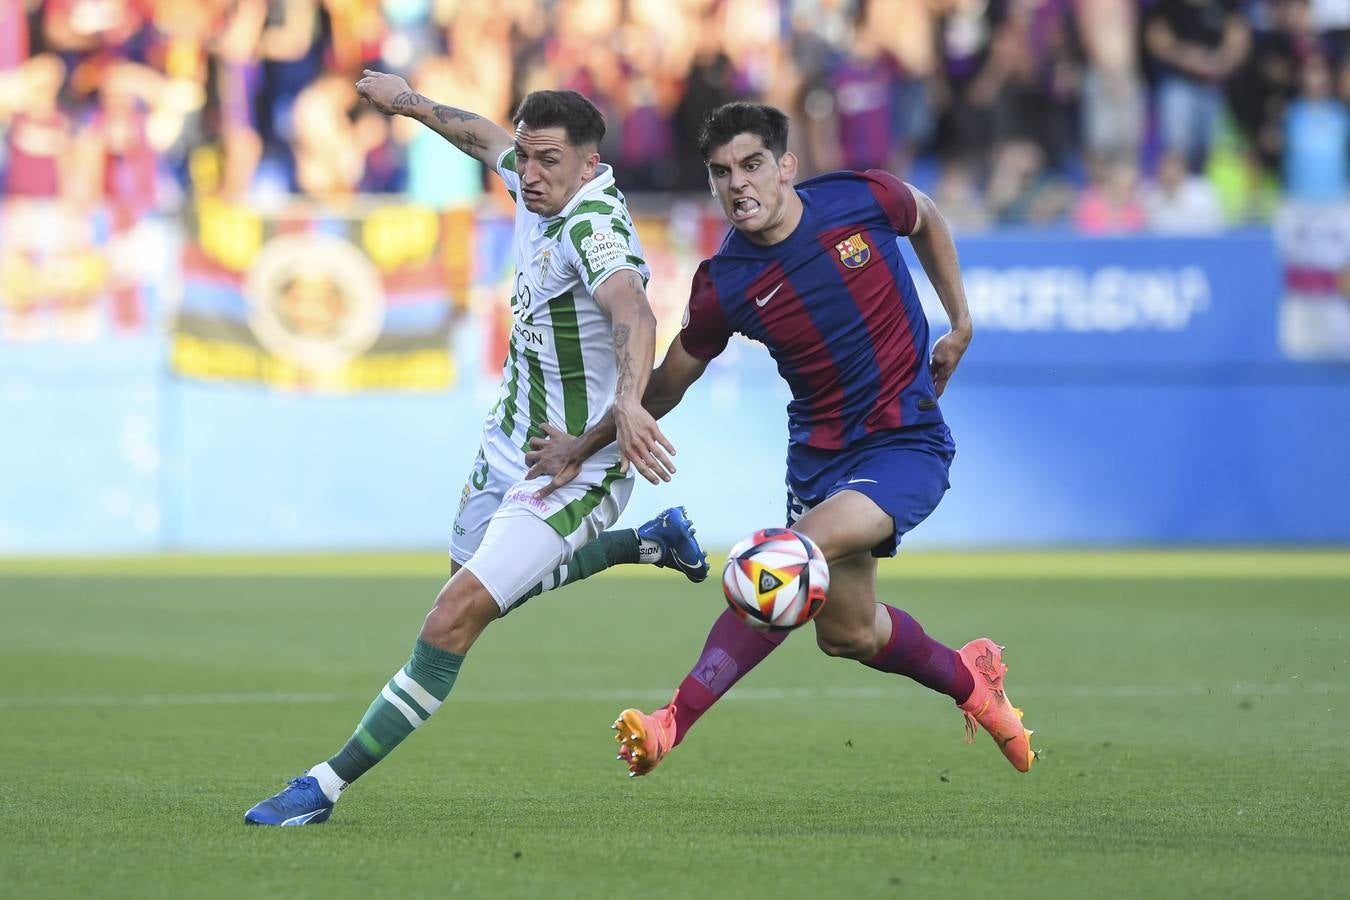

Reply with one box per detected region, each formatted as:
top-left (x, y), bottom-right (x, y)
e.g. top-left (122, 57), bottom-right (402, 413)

top-left (745, 261), bottom-right (846, 448)
top-left (862, 169), bottom-right (918, 235)
top-left (679, 260), bottom-right (733, 361)
top-left (818, 224), bottom-right (918, 433)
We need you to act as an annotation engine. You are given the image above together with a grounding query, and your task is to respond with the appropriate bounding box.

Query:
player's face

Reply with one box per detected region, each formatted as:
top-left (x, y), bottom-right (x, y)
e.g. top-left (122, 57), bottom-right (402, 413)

top-left (513, 124), bottom-right (600, 217)
top-left (706, 134), bottom-right (799, 244)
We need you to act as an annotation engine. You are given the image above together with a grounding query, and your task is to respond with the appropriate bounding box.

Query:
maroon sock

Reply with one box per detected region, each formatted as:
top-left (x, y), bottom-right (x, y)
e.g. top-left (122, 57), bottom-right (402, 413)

top-left (864, 605), bottom-right (974, 703)
top-left (671, 608), bottom-right (789, 745)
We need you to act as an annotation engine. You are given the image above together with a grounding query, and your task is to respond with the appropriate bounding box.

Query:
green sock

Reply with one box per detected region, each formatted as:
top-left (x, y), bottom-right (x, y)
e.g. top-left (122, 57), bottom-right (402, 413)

top-left (327, 639), bottom-right (463, 784)
top-left (513, 529), bottom-right (640, 605)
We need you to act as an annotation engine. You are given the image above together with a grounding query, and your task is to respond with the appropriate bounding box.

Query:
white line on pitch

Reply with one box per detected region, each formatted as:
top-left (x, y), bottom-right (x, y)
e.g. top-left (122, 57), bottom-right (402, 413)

top-left (0, 681), bottom-right (1344, 709)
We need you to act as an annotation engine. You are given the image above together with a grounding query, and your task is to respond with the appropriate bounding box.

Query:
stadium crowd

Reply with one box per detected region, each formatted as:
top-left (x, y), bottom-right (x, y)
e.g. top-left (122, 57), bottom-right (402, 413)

top-left (0, 0), bottom-right (1346, 232)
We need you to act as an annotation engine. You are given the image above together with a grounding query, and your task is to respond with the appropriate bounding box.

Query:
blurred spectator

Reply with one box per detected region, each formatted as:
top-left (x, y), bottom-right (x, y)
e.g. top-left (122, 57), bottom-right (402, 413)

top-left (931, 0), bottom-right (1002, 168)
top-left (1076, 0), bottom-right (1144, 165)
top-left (0, 0), bottom-right (32, 71)
top-left (934, 163), bottom-right (994, 231)
top-left (868, 0), bottom-right (939, 177)
top-left (1145, 0), bottom-right (1252, 171)
top-left (672, 26), bottom-right (737, 190)
top-left (980, 0), bottom-right (1081, 226)
top-left (826, 24), bottom-right (907, 172)
top-left (401, 54), bottom-right (484, 207)
top-left (1074, 156), bottom-right (1146, 233)
top-left (291, 72), bottom-right (370, 196)
top-left (612, 51), bottom-right (680, 191)
top-left (990, 0), bottom-right (1079, 167)
top-left (1227, 0), bottom-right (1317, 176)
top-left (43, 0), bottom-right (152, 61)
top-left (985, 141), bottom-right (1076, 225)
top-left (2, 55), bottom-right (72, 199)
top-left (1310, 0), bottom-right (1350, 60)
top-left (78, 62), bottom-right (183, 222)
top-left (1283, 51), bottom-right (1349, 200)
top-left (1142, 150), bottom-right (1226, 232)
top-left (0, 0), bottom-right (1339, 232)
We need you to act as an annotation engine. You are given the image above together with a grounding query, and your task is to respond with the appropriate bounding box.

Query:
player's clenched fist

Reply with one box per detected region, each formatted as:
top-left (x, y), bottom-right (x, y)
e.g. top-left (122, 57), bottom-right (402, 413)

top-left (355, 69), bottom-right (417, 116)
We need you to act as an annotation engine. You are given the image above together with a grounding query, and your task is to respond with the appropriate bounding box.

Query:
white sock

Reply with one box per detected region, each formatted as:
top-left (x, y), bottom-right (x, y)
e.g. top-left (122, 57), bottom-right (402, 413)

top-left (307, 761), bottom-right (348, 803)
top-left (637, 537), bottom-right (663, 564)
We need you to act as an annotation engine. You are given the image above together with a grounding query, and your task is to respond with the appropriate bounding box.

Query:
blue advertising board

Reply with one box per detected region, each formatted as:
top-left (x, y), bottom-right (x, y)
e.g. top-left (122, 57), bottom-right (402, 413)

top-left (1, 226), bottom-right (1346, 553)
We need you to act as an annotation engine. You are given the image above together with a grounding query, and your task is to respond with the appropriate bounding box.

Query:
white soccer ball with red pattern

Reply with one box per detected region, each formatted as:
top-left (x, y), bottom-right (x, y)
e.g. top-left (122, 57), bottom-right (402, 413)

top-left (721, 528), bottom-right (829, 631)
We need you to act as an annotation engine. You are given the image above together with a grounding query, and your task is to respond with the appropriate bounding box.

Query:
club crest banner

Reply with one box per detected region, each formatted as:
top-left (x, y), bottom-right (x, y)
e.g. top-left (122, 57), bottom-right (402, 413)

top-left (172, 199), bottom-right (473, 391)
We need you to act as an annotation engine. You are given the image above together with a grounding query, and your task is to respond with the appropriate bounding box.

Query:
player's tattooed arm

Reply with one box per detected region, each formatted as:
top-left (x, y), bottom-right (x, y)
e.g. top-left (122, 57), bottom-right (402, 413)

top-left (612, 323), bottom-right (635, 399)
top-left (355, 70), bottom-right (511, 165)
top-left (525, 335), bottom-right (709, 495)
top-left (906, 183), bottom-right (972, 397)
top-left (590, 270), bottom-right (676, 486)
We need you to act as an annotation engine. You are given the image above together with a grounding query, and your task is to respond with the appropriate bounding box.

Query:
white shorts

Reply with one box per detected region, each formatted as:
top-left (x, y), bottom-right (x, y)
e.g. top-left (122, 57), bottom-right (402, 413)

top-left (450, 424), bottom-right (634, 612)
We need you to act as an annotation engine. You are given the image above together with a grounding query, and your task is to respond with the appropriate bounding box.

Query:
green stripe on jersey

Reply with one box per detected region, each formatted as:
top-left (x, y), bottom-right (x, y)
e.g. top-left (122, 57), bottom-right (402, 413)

top-left (548, 292), bottom-right (588, 435)
top-left (572, 199), bottom-right (617, 218)
top-left (604, 185), bottom-right (621, 200)
top-left (544, 218), bottom-right (565, 240)
top-left (501, 149), bottom-right (517, 171)
top-left (546, 462), bottom-right (627, 536)
top-left (520, 346), bottom-right (548, 450)
top-left (568, 220), bottom-right (597, 282)
top-left (611, 219), bottom-right (630, 238)
top-left (500, 342), bottom-right (520, 437)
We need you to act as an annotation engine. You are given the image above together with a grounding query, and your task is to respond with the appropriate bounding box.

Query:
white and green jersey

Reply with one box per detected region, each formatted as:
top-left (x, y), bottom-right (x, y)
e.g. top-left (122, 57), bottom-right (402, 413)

top-left (487, 147), bottom-right (651, 461)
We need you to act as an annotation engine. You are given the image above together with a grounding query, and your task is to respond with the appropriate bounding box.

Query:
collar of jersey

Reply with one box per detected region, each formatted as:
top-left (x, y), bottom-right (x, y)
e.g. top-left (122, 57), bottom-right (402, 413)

top-left (540, 164), bottom-right (616, 227)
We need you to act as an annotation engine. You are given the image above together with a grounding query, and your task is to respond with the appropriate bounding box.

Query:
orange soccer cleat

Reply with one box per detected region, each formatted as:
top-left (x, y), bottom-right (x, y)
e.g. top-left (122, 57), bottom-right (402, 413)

top-left (957, 638), bottom-right (1038, 773)
top-left (612, 694), bottom-right (678, 777)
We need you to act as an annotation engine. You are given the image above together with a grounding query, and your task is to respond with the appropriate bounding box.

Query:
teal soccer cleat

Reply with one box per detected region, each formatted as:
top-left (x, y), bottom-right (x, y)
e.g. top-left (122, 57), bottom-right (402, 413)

top-left (638, 506), bottom-right (710, 583)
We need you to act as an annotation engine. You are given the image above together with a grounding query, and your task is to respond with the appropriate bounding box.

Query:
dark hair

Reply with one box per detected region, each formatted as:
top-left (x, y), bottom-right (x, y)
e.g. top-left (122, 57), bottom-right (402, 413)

top-left (512, 90), bottom-right (606, 147)
top-left (698, 102), bottom-right (789, 161)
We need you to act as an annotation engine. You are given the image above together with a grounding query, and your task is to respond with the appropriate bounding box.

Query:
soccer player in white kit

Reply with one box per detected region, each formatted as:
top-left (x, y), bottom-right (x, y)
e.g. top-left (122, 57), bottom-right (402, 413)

top-left (245, 73), bottom-right (707, 825)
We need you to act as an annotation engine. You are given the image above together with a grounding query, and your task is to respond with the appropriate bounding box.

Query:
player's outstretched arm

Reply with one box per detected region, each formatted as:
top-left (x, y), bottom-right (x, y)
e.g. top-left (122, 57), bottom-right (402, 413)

top-left (593, 270), bottom-right (673, 483)
top-left (906, 183), bottom-right (973, 397)
top-left (355, 70), bottom-right (511, 167)
top-left (525, 336), bottom-right (711, 495)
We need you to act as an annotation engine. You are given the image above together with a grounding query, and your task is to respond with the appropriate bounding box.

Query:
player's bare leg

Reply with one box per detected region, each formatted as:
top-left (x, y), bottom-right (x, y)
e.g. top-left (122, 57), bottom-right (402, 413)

top-left (245, 570), bottom-right (490, 824)
top-left (799, 490), bottom-right (1036, 772)
top-left (614, 489), bottom-right (1035, 777)
top-left (247, 512), bottom-right (566, 824)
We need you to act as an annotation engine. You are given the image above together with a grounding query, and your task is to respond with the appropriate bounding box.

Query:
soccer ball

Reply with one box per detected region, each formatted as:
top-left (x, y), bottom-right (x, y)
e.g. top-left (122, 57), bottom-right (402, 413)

top-left (721, 528), bottom-right (829, 631)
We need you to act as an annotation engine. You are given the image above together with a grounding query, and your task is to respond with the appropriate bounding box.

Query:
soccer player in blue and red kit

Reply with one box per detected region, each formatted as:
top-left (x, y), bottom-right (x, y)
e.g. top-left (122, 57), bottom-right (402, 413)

top-left (527, 102), bottom-right (1037, 775)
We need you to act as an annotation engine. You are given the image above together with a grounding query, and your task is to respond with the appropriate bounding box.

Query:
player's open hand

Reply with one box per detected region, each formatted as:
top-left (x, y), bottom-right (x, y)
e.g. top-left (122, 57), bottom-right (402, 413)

top-left (613, 400), bottom-right (676, 485)
top-left (929, 327), bottom-right (971, 398)
top-left (355, 70), bottom-right (416, 116)
top-left (525, 423), bottom-right (585, 498)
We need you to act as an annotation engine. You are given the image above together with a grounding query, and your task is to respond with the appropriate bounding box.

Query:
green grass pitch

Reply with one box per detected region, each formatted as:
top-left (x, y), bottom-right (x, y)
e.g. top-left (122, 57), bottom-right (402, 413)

top-left (1, 552), bottom-right (1347, 899)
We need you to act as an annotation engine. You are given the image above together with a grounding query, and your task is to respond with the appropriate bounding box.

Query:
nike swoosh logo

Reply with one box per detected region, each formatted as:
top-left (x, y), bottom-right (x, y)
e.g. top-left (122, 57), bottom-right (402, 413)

top-left (754, 283), bottom-right (783, 307)
top-left (846, 478), bottom-right (877, 485)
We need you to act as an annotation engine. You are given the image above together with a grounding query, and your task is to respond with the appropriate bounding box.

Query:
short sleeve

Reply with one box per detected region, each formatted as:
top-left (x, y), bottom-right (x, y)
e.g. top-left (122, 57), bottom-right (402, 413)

top-left (496, 147), bottom-right (521, 198)
top-left (563, 205), bottom-right (646, 290)
top-left (861, 169), bottom-right (918, 236)
top-left (678, 261), bottom-right (732, 361)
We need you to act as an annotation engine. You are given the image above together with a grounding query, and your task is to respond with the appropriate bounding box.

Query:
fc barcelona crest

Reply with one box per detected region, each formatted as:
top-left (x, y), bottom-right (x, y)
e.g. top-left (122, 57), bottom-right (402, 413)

top-left (835, 233), bottom-right (871, 269)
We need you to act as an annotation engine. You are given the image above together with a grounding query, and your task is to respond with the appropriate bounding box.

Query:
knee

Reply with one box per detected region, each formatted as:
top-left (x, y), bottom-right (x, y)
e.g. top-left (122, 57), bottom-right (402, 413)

top-left (421, 580), bottom-right (496, 653)
top-left (815, 625), bottom-right (882, 661)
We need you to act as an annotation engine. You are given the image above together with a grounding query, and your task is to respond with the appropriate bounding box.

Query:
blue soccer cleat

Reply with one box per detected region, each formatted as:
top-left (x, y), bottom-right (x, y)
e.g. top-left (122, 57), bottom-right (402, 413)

top-left (243, 775), bottom-right (335, 826)
top-left (638, 506), bottom-right (710, 583)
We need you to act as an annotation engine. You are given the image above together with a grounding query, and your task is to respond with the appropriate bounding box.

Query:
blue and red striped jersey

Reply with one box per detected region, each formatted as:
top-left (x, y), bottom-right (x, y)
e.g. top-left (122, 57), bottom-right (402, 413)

top-left (680, 169), bottom-right (944, 453)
